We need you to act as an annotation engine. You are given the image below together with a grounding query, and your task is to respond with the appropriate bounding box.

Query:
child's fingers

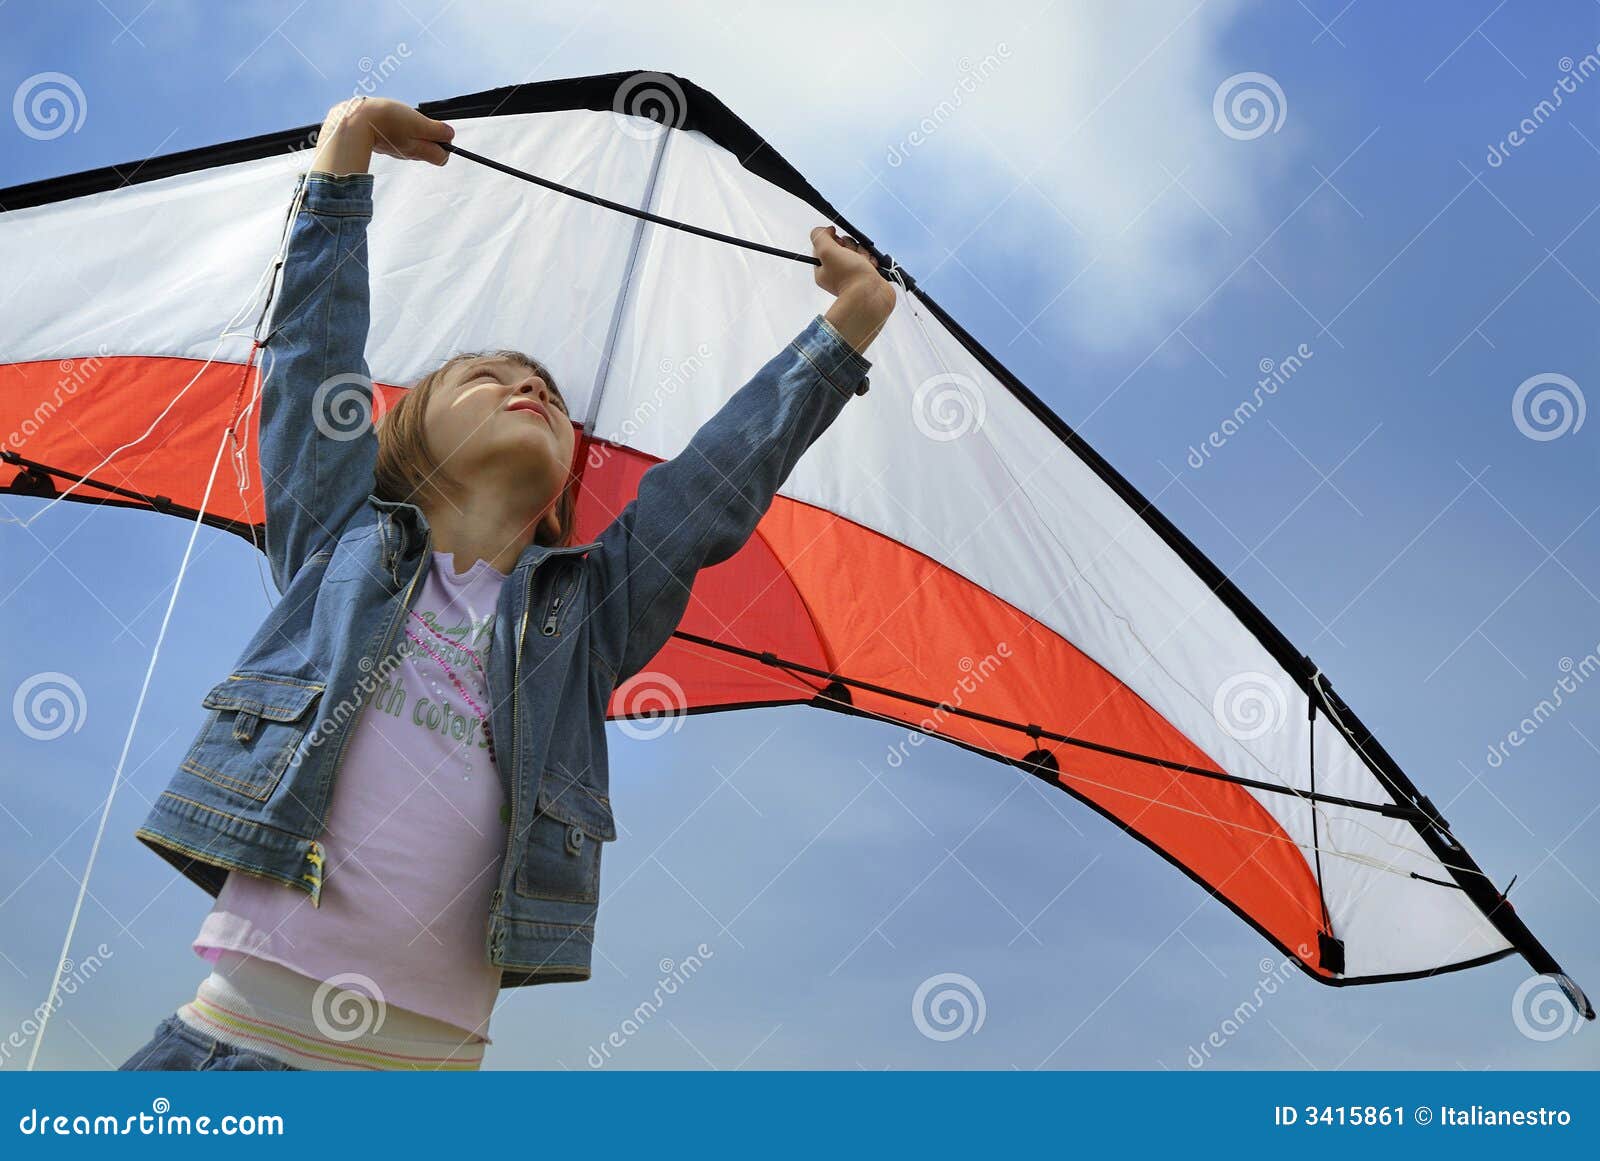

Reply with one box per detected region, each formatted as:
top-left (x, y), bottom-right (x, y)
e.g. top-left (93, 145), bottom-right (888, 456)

top-left (414, 140), bottom-right (450, 166)
top-left (808, 226), bottom-right (833, 257)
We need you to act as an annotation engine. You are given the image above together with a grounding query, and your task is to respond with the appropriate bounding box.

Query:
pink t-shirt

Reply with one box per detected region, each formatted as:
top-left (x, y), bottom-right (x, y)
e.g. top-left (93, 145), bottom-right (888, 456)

top-left (195, 551), bottom-right (511, 1041)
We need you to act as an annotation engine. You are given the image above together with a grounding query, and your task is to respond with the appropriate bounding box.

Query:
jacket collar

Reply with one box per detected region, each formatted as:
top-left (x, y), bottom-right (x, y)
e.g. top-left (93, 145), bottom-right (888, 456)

top-left (367, 494), bottom-right (599, 564)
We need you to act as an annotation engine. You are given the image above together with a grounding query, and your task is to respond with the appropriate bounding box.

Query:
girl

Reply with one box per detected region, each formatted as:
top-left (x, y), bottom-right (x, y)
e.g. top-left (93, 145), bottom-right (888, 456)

top-left (119, 97), bottom-right (894, 1070)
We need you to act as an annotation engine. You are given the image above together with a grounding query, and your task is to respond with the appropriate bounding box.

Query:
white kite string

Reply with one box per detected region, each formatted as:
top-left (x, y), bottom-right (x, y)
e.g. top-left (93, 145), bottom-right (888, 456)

top-left (25, 416), bottom-right (239, 1070)
top-left (23, 171), bottom-right (313, 1069)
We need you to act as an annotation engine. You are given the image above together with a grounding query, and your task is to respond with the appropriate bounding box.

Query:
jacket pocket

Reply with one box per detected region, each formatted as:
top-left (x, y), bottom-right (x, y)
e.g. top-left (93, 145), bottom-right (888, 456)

top-left (179, 673), bottom-right (325, 802)
top-left (514, 772), bottom-right (617, 904)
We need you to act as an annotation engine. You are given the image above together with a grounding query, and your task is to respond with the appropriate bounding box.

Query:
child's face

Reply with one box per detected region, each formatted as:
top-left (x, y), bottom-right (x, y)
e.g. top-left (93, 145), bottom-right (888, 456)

top-left (423, 355), bottom-right (575, 523)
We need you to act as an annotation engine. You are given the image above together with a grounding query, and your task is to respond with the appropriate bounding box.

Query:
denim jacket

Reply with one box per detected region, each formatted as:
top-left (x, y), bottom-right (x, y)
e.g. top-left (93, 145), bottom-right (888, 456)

top-left (134, 170), bottom-right (872, 987)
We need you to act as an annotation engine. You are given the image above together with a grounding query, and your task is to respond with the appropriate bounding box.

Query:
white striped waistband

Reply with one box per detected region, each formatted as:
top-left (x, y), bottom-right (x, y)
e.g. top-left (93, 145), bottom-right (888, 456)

top-left (176, 950), bottom-right (486, 1071)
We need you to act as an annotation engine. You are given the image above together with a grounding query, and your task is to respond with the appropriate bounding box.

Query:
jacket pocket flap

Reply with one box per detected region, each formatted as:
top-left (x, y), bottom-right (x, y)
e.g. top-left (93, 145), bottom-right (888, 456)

top-left (535, 776), bottom-right (616, 841)
top-left (201, 673), bottom-right (324, 722)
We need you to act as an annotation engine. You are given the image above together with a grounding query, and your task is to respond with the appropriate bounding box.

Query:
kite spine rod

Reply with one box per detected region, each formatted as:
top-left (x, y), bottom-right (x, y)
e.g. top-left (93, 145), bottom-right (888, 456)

top-left (438, 142), bottom-right (913, 288)
top-left (668, 629), bottom-right (1425, 822)
top-left (0, 449), bottom-right (258, 540)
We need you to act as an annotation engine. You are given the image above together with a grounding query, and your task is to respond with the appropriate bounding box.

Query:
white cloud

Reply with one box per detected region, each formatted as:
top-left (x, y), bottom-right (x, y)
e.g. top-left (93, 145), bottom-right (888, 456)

top-left (364, 0), bottom-right (1284, 351)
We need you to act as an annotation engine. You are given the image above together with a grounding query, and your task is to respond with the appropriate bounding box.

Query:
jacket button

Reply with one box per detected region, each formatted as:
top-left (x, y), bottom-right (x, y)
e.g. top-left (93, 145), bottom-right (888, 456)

top-left (565, 825), bottom-right (584, 855)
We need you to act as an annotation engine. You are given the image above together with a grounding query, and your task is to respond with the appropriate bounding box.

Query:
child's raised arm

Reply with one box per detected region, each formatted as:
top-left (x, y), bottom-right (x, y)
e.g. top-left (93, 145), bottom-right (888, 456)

top-left (258, 99), bottom-right (452, 592)
top-left (586, 229), bottom-right (895, 688)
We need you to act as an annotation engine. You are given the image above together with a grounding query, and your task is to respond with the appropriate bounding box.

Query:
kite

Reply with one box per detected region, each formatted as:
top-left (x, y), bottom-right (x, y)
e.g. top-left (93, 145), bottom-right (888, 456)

top-left (1, 70), bottom-right (1589, 1020)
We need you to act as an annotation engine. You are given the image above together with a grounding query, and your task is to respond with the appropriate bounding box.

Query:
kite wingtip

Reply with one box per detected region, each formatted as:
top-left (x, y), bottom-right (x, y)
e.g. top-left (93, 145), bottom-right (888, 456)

top-left (1552, 972), bottom-right (1595, 1021)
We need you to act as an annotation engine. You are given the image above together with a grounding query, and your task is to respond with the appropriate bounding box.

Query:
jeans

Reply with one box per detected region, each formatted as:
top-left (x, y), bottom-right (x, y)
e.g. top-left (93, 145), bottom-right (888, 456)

top-left (117, 1012), bottom-right (299, 1071)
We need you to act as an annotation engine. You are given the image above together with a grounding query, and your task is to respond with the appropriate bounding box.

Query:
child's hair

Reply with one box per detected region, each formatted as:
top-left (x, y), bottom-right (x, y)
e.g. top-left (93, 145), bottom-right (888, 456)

top-left (373, 350), bottom-right (577, 547)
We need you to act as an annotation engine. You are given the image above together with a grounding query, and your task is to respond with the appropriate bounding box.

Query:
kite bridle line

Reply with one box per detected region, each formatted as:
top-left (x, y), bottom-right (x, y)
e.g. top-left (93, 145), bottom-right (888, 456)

top-left (664, 628), bottom-right (1487, 891)
top-left (673, 627), bottom-right (1475, 873)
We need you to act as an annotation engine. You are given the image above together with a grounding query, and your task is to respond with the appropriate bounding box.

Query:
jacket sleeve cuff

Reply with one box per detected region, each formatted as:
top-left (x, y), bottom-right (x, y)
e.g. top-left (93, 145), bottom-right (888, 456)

top-left (297, 170), bottom-right (375, 217)
top-left (794, 314), bottom-right (873, 397)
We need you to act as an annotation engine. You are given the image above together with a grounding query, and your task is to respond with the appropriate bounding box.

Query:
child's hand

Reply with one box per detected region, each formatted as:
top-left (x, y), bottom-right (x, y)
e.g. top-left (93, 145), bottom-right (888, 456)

top-left (310, 98), bottom-right (455, 176)
top-left (810, 226), bottom-right (882, 299)
top-left (812, 225), bottom-right (896, 356)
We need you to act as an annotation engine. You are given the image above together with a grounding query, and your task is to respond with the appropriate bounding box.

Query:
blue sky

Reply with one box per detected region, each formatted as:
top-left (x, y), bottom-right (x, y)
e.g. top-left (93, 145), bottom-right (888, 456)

top-left (2, 0), bottom-right (1598, 1070)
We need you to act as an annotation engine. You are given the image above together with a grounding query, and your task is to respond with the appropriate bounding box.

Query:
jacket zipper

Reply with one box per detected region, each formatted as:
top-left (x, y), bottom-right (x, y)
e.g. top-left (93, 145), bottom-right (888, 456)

top-left (542, 566), bottom-right (578, 636)
top-left (488, 564), bottom-right (536, 949)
